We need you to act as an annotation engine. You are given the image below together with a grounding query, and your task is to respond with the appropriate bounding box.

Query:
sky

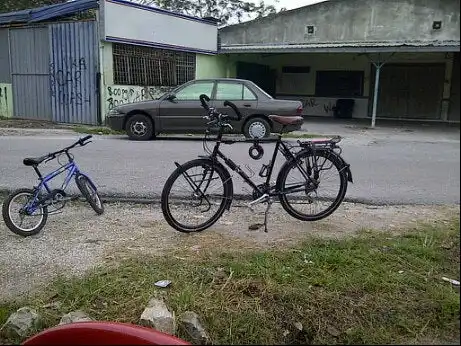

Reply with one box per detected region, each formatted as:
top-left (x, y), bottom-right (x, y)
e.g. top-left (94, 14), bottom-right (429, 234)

top-left (266, 0), bottom-right (328, 11)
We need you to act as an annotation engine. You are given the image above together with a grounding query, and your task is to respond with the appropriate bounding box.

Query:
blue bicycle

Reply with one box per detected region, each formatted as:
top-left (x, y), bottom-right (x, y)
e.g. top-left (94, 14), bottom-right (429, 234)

top-left (2, 135), bottom-right (104, 237)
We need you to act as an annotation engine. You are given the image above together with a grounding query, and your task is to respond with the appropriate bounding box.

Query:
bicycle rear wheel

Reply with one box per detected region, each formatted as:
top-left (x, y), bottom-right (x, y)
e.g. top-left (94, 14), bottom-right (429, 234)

top-left (277, 149), bottom-right (348, 221)
top-left (161, 159), bottom-right (232, 233)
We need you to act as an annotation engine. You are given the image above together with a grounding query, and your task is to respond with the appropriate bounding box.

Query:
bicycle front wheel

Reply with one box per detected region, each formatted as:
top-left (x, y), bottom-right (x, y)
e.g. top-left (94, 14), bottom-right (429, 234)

top-left (75, 174), bottom-right (104, 215)
top-left (161, 159), bottom-right (232, 233)
top-left (2, 188), bottom-right (48, 237)
top-left (277, 149), bottom-right (348, 221)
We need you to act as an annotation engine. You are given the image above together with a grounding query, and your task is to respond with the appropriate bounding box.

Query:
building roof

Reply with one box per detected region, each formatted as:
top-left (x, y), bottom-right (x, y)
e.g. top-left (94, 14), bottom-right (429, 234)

top-left (0, 0), bottom-right (99, 26)
top-left (218, 0), bottom-right (460, 53)
top-left (219, 40), bottom-right (461, 53)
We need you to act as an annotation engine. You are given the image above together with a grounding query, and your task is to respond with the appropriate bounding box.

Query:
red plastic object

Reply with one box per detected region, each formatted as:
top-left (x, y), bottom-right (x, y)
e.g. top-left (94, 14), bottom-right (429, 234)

top-left (21, 321), bottom-right (191, 345)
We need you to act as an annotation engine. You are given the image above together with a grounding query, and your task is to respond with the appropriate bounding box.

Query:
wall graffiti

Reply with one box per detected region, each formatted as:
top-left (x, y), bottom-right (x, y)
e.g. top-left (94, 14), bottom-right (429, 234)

top-left (301, 97), bottom-right (335, 114)
top-left (302, 98), bottom-right (318, 108)
top-left (105, 85), bottom-right (174, 112)
top-left (278, 96), bottom-right (367, 117)
top-left (49, 57), bottom-right (90, 106)
top-left (0, 83), bottom-right (13, 118)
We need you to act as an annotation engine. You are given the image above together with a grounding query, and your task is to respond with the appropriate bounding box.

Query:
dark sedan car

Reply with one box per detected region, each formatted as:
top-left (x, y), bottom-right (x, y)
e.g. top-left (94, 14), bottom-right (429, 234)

top-left (106, 78), bottom-right (304, 140)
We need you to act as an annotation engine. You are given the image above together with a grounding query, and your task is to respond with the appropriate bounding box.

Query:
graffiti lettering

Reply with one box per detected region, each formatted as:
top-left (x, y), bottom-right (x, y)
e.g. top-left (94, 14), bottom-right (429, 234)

top-left (323, 102), bottom-right (334, 113)
top-left (303, 98), bottom-right (318, 108)
top-left (49, 57), bottom-right (90, 106)
top-left (0, 84), bottom-right (12, 118)
top-left (281, 97), bottom-right (345, 116)
top-left (106, 86), bottom-right (174, 111)
top-left (300, 97), bottom-right (333, 114)
top-left (0, 86), bottom-right (7, 106)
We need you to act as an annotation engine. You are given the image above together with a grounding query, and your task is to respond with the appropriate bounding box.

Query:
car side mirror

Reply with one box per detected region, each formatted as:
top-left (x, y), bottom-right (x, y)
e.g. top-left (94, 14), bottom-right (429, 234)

top-left (166, 93), bottom-right (176, 101)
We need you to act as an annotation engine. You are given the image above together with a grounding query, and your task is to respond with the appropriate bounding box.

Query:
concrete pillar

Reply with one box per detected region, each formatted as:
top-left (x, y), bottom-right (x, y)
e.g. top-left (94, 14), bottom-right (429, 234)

top-left (371, 63), bottom-right (382, 128)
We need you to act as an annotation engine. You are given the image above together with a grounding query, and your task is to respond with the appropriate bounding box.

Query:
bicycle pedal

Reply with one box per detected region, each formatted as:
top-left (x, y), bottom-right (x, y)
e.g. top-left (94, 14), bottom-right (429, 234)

top-left (248, 193), bottom-right (269, 207)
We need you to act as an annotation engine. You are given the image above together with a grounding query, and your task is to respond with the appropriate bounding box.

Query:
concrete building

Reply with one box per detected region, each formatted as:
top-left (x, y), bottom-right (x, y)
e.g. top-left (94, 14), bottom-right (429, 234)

top-left (1, 0), bottom-right (459, 126)
top-left (0, 0), bottom-right (218, 124)
top-left (217, 0), bottom-right (460, 124)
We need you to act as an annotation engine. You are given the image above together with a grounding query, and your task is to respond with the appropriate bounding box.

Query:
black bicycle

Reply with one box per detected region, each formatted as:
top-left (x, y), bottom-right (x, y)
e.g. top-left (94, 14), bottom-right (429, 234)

top-left (161, 94), bottom-right (353, 233)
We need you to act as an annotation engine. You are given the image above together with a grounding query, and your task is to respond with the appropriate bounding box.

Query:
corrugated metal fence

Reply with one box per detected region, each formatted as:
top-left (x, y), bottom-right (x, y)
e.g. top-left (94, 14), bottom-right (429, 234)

top-left (0, 21), bottom-right (99, 124)
top-left (49, 21), bottom-right (99, 124)
top-left (10, 26), bottom-right (52, 120)
top-left (0, 29), bottom-right (10, 83)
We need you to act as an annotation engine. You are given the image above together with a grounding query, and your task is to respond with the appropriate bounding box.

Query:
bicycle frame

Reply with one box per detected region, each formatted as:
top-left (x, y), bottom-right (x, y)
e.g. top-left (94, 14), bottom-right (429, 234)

top-left (26, 160), bottom-right (81, 213)
top-left (205, 127), bottom-right (310, 197)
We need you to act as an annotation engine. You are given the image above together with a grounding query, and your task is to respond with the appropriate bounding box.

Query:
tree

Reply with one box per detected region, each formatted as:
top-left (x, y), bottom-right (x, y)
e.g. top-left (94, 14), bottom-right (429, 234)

top-left (0, 0), bottom-right (66, 14)
top-left (0, 0), bottom-right (284, 26)
top-left (135, 0), bottom-right (284, 25)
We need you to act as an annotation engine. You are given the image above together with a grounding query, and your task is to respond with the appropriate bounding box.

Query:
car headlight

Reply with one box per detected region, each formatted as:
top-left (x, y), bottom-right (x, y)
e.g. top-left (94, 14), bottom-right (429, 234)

top-left (108, 108), bottom-right (123, 116)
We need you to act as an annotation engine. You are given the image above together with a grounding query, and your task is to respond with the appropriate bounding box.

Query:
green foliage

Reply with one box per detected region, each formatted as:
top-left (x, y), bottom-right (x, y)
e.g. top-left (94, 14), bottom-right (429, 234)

top-left (0, 0), bottom-right (65, 14)
top-left (0, 0), bottom-right (283, 26)
top-left (136, 0), bottom-right (284, 25)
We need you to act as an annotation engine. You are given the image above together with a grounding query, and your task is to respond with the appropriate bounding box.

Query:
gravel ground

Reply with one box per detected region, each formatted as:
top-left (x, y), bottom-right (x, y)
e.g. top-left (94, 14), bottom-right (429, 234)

top-left (0, 198), bottom-right (458, 303)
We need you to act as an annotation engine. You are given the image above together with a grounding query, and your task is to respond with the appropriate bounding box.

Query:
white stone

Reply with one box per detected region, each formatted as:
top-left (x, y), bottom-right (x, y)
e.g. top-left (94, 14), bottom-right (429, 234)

top-left (140, 298), bottom-right (175, 335)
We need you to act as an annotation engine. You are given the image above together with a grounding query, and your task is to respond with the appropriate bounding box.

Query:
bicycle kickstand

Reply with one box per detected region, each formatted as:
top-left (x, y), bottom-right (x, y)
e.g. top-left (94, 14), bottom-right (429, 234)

top-left (263, 198), bottom-right (273, 233)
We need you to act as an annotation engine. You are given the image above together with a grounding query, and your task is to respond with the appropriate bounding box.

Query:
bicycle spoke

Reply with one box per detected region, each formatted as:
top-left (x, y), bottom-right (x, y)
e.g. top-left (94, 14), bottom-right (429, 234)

top-left (164, 161), bottom-right (228, 231)
top-left (6, 192), bottom-right (45, 233)
top-left (279, 150), bottom-right (347, 220)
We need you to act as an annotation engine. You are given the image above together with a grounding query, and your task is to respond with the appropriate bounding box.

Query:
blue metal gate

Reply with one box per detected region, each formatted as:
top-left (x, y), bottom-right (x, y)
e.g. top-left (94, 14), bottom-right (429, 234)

top-left (49, 21), bottom-right (99, 125)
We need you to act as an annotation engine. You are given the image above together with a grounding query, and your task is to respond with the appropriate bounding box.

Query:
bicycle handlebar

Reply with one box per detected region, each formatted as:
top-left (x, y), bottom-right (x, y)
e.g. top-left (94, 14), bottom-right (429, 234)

top-left (46, 135), bottom-right (93, 160)
top-left (223, 100), bottom-right (242, 121)
top-left (199, 94), bottom-right (210, 111)
top-left (199, 94), bottom-right (242, 121)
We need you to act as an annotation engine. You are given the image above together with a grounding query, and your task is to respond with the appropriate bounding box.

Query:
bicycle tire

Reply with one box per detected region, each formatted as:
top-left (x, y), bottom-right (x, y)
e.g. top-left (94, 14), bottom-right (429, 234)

top-left (161, 158), bottom-right (232, 233)
top-left (75, 174), bottom-right (104, 215)
top-left (277, 149), bottom-right (348, 221)
top-left (2, 188), bottom-right (48, 237)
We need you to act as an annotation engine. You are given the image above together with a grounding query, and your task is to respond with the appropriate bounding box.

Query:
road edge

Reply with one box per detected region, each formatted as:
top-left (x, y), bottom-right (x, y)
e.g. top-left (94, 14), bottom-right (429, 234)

top-left (0, 188), bottom-right (457, 207)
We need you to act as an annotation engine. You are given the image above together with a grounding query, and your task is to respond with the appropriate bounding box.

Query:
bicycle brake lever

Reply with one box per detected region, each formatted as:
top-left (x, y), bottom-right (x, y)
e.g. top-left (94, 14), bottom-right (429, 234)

top-left (44, 155), bottom-right (54, 163)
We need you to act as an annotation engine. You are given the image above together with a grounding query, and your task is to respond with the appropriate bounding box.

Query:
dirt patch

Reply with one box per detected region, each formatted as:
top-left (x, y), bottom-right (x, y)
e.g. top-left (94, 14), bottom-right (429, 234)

top-left (0, 200), bottom-right (459, 302)
top-left (0, 118), bottom-right (72, 129)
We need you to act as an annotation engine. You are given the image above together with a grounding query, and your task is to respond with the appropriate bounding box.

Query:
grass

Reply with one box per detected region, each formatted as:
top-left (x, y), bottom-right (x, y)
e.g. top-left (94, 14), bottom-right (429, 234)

top-left (72, 125), bottom-right (123, 135)
top-left (1, 219), bottom-right (459, 345)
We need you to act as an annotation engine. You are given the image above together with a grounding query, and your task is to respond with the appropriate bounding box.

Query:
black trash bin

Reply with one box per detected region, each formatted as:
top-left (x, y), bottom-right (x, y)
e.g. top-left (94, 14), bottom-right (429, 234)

top-left (333, 99), bottom-right (355, 119)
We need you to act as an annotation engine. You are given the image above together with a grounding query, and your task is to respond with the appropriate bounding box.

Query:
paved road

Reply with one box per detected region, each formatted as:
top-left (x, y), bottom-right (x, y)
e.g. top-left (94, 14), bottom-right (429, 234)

top-left (0, 126), bottom-right (459, 205)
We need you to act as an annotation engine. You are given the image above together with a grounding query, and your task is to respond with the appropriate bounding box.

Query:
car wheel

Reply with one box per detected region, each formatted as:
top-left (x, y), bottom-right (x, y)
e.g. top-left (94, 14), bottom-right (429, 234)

top-left (243, 117), bottom-right (271, 139)
top-left (126, 114), bottom-right (154, 141)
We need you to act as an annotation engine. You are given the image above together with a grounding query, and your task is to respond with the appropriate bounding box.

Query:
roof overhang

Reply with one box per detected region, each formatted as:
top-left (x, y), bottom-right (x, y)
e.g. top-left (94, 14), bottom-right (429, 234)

top-left (219, 41), bottom-right (461, 54)
top-left (0, 0), bottom-right (99, 26)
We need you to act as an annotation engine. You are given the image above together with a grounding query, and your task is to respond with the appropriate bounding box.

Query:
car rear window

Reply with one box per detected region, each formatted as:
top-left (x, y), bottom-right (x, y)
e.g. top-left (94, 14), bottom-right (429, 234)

top-left (175, 82), bottom-right (214, 100)
top-left (216, 83), bottom-right (256, 100)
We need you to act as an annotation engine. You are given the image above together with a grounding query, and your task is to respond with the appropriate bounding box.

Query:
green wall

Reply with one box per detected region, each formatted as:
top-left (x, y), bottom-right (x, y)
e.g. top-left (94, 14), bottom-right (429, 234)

top-left (0, 83), bottom-right (13, 118)
top-left (195, 54), bottom-right (235, 78)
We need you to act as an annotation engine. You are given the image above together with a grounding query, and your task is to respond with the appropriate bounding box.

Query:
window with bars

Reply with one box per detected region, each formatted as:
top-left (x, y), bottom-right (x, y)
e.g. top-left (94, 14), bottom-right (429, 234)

top-left (112, 43), bottom-right (196, 86)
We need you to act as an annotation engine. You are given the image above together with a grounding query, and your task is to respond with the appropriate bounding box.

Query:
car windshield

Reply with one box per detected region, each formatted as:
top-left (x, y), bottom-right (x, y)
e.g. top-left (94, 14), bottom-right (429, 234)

top-left (247, 81), bottom-right (273, 99)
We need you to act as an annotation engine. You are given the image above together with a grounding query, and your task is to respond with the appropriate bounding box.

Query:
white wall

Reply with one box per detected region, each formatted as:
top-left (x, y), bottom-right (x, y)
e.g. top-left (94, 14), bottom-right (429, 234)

top-left (101, 0), bottom-right (218, 54)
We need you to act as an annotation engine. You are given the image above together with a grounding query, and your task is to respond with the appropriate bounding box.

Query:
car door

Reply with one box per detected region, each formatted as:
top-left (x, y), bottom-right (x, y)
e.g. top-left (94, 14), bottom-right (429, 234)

top-left (211, 81), bottom-right (258, 126)
top-left (158, 80), bottom-right (215, 132)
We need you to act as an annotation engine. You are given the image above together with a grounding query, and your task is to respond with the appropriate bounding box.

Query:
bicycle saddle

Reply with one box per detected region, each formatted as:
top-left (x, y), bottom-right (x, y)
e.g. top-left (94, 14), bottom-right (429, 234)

top-left (23, 155), bottom-right (48, 166)
top-left (268, 115), bottom-right (304, 126)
